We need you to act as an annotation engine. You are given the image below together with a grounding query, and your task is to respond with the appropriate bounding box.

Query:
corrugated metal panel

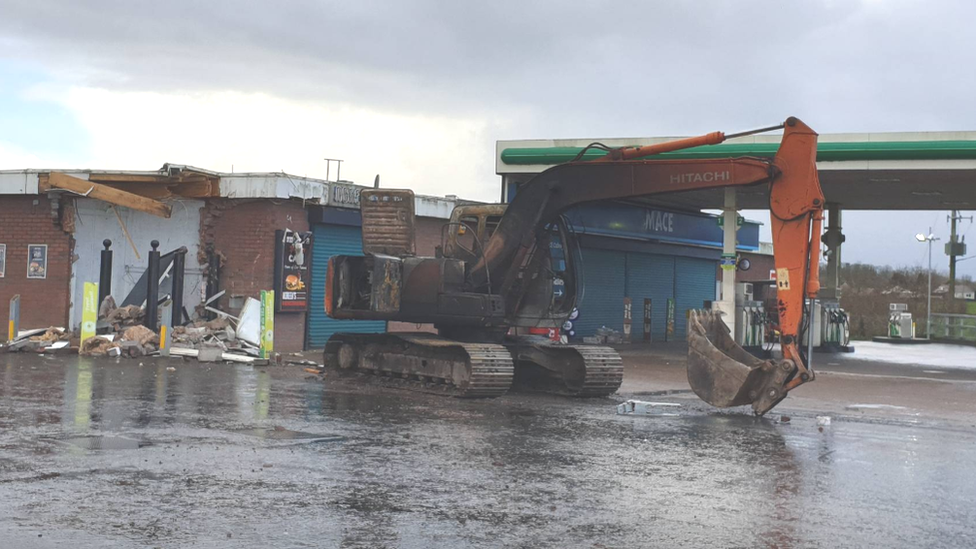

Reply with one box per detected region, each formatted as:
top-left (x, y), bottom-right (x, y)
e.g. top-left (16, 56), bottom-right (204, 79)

top-left (625, 253), bottom-right (675, 339)
top-left (307, 224), bottom-right (386, 348)
top-left (573, 248), bottom-right (626, 336)
top-left (674, 257), bottom-right (718, 338)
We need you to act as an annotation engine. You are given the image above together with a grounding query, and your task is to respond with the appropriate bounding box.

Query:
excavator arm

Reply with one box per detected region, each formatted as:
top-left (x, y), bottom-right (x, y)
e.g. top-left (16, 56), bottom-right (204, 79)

top-left (474, 117), bottom-right (824, 414)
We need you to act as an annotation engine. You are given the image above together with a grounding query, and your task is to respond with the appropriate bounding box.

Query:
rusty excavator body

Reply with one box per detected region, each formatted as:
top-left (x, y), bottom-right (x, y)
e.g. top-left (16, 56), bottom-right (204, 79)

top-left (323, 117), bottom-right (825, 415)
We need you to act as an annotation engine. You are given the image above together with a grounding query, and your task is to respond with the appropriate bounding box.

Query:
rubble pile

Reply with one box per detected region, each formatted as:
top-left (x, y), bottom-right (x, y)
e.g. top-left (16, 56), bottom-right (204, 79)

top-left (1, 327), bottom-right (76, 354)
top-left (3, 297), bottom-right (269, 365)
top-left (31, 327), bottom-right (71, 343)
top-left (80, 336), bottom-right (117, 356)
top-left (103, 304), bottom-right (146, 332)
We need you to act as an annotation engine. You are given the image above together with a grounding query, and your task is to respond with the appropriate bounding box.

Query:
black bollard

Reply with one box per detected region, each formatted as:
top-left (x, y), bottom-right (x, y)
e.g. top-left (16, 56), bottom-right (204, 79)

top-left (145, 240), bottom-right (160, 331)
top-left (98, 239), bottom-right (113, 306)
top-left (171, 249), bottom-right (186, 326)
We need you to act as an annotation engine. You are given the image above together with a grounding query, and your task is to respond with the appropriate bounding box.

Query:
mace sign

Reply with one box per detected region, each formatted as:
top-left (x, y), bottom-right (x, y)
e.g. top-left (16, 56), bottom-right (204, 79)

top-left (563, 202), bottom-right (760, 250)
top-left (330, 183), bottom-right (363, 208)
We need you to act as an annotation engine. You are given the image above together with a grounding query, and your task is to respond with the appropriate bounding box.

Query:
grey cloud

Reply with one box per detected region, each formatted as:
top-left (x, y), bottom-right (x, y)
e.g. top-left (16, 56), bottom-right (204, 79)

top-left (3, 0), bottom-right (976, 135)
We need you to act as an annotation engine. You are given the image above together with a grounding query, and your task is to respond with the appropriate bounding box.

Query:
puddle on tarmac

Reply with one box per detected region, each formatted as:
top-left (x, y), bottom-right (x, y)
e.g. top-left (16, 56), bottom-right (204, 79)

top-left (57, 435), bottom-right (152, 450)
top-left (236, 427), bottom-right (344, 443)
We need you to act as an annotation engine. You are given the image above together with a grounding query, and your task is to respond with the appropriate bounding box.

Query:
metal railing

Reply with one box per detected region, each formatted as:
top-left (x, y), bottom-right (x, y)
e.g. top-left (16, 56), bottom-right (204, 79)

top-left (931, 313), bottom-right (976, 342)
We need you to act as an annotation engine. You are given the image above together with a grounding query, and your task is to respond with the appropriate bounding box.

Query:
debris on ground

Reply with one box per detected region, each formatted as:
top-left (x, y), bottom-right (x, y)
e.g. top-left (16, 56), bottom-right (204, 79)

top-left (30, 327), bottom-right (72, 343)
top-left (584, 326), bottom-right (624, 345)
top-left (235, 298), bottom-right (262, 346)
top-left (287, 358), bottom-right (322, 367)
top-left (81, 336), bottom-right (120, 356)
top-left (122, 325), bottom-right (160, 347)
top-left (616, 400), bottom-right (682, 416)
top-left (6, 298), bottom-right (274, 365)
top-left (3, 327), bottom-right (77, 354)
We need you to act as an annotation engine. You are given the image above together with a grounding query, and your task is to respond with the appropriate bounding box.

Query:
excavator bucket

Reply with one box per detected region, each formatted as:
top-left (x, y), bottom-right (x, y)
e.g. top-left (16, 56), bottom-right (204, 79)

top-left (687, 310), bottom-right (794, 416)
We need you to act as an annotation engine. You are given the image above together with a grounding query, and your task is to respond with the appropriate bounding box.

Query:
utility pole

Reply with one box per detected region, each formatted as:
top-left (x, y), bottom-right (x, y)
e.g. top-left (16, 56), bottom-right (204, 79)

top-left (947, 210), bottom-right (972, 303)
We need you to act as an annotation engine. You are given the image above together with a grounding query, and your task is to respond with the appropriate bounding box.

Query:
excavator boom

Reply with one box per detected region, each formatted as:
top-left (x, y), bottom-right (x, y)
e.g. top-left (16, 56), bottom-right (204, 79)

top-left (472, 116), bottom-right (824, 414)
top-left (324, 116), bottom-right (823, 413)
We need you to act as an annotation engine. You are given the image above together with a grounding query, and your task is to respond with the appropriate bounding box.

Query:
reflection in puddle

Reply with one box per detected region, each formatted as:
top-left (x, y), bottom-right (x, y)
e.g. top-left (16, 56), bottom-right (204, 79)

top-left (57, 435), bottom-right (151, 450)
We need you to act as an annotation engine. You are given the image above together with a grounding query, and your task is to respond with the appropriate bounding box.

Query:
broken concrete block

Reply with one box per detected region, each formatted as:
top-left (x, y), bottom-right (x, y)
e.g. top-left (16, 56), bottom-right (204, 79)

top-left (197, 346), bottom-right (223, 362)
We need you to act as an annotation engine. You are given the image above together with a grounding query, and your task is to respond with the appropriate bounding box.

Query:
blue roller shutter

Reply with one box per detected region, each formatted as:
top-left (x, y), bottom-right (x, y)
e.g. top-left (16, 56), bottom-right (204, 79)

top-left (625, 253), bottom-right (675, 340)
top-left (574, 248), bottom-right (626, 336)
top-left (307, 224), bottom-right (386, 348)
top-left (674, 256), bottom-right (718, 338)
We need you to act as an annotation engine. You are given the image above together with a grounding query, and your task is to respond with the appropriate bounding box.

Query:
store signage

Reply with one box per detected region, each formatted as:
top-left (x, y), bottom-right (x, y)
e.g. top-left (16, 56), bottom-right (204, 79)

top-left (331, 183), bottom-right (363, 208)
top-left (644, 210), bottom-right (674, 233)
top-left (720, 253), bottom-right (737, 271)
top-left (80, 282), bottom-right (98, 347)
top-left (563, 203), bottom-right (760, 250)
top-left (0, 244), bottom-right (5, 278)
top-left (274, 229), bottom-right (312, 312)
top-left (27, 244), bottom-right (47, 279)
top-left (260, 290), bottom-right (275, 358)
top-left (716, 214), bottom-right (744, 228)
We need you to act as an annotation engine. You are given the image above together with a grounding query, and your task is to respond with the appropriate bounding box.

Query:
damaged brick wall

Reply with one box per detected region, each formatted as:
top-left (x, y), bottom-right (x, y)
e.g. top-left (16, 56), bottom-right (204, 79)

top-left (201, 198), bottom-right (309, 352)
top-left (0, 195), bottom-right (73, 332)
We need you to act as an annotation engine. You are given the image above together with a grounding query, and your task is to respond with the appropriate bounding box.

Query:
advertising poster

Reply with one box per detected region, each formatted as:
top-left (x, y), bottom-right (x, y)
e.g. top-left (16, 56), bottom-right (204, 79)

top-left (260, 290), bottom-right (275, 359)
top-left (27, 244), bottom-right (47, 279)
top-left (273, 230), bottom-right (312, 312)
top-left (665, 298), bottom-right (676, 342)
top-left (80, 282), bottom-right (99, 348)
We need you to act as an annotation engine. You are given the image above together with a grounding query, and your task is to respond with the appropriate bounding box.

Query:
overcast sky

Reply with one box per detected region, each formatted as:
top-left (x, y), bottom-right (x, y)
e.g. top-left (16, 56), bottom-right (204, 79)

top-left (1, 0), bottom-right (974, 276)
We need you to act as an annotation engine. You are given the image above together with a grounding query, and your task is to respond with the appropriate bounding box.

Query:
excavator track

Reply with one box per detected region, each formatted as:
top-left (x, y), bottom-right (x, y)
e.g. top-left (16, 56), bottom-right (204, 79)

top-left (567, 345), bottom-right (625, 397)
top-left (324, 333), bottom-right (514, 398)
top-left (508, 341), bottom-right (624, 397)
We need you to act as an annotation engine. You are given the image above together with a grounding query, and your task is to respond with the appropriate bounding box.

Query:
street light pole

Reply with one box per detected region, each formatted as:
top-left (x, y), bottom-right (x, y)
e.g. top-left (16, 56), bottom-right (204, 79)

top-left (927, 226), bottom-right (932, 340)
top-left (916, 228), bottom-right (941, 340)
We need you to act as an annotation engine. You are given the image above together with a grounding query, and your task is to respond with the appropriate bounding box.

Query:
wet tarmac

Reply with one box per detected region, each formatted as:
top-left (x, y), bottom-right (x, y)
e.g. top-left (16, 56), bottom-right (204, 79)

top-left (2, 352), bottom-right (975, 548)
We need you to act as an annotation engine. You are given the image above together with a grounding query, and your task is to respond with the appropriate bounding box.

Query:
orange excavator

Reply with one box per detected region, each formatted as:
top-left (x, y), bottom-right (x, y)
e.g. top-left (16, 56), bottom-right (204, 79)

top-left (323, 117), bottom-right (824, 415)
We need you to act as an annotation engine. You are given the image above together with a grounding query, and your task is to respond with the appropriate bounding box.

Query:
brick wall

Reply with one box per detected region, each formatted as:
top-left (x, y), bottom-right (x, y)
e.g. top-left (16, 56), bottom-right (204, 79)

top-left (0, 196), bottom-right (73, 333)
top-left (201, 198), bottom-right (309, 352)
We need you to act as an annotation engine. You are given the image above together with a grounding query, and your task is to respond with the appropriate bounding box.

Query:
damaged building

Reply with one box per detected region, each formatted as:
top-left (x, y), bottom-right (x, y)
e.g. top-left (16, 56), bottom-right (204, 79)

top-left (0, 165), bottom-right (459, 352)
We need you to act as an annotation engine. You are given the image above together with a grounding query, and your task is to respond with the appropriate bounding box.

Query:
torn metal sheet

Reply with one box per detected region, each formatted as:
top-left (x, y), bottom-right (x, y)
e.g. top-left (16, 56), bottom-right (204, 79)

top-left (616, 400), bottom-right (682, 416)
